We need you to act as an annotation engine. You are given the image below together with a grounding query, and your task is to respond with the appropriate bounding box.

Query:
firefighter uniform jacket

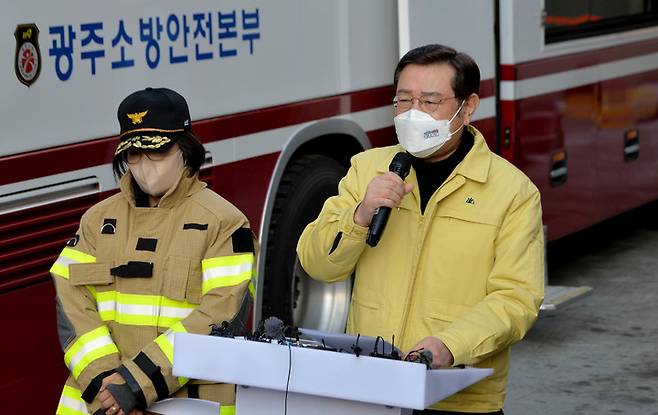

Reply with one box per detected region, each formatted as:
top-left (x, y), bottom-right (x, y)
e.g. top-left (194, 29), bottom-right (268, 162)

top-left (297, 125), bottom-right (544, 413)
top-left (51, 168), bottom-right (256, 415)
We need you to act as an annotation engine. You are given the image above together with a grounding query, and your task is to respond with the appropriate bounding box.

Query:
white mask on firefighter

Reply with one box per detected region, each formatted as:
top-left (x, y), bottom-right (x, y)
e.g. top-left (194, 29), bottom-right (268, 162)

top-left (129, 150), bottom-right (185, 197)
top-left (394, 102), bottom-right (464, 158)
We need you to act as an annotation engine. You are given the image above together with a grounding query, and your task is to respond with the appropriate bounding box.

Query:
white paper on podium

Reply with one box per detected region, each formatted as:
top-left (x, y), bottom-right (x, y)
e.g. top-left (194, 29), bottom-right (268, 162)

top-left (173, 333), bottom-right (493, 410)
top-left (146, 398), bottom-right (219, 415)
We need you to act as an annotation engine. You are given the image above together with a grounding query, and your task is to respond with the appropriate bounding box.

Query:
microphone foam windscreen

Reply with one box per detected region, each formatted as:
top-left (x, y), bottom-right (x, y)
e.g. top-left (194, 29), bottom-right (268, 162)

top-left (263, 316), bottom-right (284, 338)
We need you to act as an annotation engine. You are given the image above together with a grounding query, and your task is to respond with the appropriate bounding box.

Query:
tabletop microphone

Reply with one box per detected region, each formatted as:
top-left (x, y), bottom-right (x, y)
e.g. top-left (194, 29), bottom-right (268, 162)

top-left (366, 152), bottom-right (413, 247)
top-left (263, 316), bottom-right (285, 341)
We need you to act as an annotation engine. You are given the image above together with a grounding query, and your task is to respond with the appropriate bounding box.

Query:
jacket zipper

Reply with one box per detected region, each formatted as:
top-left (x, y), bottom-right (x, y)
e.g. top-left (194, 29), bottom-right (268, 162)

top-left (396, 175), bottom-right (466, 348)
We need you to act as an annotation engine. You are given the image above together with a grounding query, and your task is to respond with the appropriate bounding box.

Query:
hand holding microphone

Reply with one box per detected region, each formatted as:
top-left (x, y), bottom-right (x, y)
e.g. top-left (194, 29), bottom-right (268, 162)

top-left (353, 152), bottom-right (413, 247)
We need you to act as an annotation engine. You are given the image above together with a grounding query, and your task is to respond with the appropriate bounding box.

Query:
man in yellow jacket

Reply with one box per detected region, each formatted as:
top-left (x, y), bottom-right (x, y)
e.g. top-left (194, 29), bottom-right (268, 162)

top-left (297, 44), bottom-right (544, 414)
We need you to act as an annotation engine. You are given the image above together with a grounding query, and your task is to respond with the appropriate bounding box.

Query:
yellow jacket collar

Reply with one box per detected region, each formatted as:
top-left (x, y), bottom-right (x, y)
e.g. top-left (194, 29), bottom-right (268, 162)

top-left (454, 125), bottom-right (491, 183)
top-left (119, 167), bottom-right (206, 208)
top-left (377, 124), bottom-right (491, 183)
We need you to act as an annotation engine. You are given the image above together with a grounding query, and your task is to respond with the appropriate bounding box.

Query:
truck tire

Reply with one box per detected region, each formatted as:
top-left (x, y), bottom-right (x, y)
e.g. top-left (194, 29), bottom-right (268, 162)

top-left (262, 154), bottom-right (352, 332)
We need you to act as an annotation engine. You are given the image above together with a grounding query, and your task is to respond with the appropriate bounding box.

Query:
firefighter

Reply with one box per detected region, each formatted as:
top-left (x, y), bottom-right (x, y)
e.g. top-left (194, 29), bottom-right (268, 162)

top-left (51, 87), bottom-right (256, 415)
top-left (297, 44), bottom-right (544, 414)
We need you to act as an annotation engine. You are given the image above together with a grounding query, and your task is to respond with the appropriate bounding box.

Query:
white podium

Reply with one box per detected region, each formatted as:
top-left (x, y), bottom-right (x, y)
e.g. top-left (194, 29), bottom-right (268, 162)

top-left (172, 333), bottom-right (492, 415)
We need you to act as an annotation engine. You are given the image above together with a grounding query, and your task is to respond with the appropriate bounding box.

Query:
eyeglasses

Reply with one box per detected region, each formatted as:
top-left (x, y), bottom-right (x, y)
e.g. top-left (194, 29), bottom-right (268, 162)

top-left (393, 96), bottom-right (457, 112)
top-left (123, 149), bottom-right (178, 164)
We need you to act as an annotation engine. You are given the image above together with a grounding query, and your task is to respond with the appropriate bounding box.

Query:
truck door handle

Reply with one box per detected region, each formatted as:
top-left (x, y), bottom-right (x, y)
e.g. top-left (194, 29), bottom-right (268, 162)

top-left (549, 150), bottom-right (567, 187)
top-left (623, 129), bottom-right (639, 162)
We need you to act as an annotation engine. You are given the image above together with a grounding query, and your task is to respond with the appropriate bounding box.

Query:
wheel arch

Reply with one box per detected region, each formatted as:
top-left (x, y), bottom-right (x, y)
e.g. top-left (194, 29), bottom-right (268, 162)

top-left (254, 118), bottom-right (371, 324)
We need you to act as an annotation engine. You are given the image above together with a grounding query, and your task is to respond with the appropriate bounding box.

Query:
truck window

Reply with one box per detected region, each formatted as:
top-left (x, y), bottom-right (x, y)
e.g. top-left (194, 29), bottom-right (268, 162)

top-left (544, 0), bottom-right (658, 44)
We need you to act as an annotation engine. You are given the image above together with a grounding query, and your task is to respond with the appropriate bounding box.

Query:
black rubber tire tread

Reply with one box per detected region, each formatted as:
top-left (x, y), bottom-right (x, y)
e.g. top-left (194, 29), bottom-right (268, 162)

top-left (261, 154), bottom-right (347, 325)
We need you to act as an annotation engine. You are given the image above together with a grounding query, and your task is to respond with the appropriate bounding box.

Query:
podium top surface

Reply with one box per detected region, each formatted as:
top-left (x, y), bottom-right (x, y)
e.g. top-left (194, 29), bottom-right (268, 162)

top-left (173, 333), bottom-right (492, 410)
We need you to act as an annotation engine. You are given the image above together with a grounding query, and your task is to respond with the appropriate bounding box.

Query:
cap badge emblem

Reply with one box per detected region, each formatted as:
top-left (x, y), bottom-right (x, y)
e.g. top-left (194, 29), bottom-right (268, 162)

top-left (127, 110), bottom-right (148, 125)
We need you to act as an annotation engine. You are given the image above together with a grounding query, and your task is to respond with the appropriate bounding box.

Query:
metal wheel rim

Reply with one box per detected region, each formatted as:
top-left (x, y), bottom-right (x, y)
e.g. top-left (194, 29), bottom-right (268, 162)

top-left (291, 258), bottom-right (351, 332)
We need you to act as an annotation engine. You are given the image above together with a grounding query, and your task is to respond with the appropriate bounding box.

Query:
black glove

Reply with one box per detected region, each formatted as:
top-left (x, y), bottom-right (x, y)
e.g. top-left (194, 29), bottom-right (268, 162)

top-left (106, 382), bottom-right (138, 414)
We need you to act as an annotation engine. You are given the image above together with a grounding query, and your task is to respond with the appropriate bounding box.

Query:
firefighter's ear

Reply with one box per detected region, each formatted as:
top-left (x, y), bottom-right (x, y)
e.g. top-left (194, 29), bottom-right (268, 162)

top-left (462, 93), bottom-right (479, 125)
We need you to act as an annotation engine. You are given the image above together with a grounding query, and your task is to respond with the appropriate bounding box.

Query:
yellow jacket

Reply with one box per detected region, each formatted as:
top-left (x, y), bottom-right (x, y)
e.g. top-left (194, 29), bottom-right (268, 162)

top-left (297, 126), bottom-right (544, 412)
top-left (51, 169), bottom-right (256, 415)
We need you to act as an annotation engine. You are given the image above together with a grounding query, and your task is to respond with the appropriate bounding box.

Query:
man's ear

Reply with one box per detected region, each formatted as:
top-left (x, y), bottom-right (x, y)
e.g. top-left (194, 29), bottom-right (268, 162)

top-left (462, 93), bottom-right (480, 125)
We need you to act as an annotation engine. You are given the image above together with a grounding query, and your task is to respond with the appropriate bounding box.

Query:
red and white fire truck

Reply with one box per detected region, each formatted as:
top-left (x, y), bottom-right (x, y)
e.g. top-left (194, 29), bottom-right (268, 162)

top-left (2, 0), bottom-right (657, 412)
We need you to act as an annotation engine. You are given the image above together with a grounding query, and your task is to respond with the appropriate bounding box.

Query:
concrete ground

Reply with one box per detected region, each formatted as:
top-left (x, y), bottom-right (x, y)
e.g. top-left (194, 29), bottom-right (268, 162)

top-left (505, 201), bottom-right (658, 415)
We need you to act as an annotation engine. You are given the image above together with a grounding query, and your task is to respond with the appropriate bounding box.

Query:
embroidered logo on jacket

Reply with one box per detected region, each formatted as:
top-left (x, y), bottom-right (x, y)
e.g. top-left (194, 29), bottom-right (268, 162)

top-left (66, 234), bottom-right (79, 247)
top-left (101, 218), bottom-right (117, 234)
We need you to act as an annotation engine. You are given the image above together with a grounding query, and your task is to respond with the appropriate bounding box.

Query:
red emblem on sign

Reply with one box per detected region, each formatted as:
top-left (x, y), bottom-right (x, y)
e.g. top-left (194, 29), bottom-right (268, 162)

top-left (14, 24), bottom-right (41, 87)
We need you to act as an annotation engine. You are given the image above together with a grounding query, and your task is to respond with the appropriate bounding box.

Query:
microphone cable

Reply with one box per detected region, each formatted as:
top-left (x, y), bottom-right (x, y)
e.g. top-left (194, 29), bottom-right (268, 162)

top-left (351, 334), bottom-right (363, 357)
top-left (284, 338), bottom-right (292, 414)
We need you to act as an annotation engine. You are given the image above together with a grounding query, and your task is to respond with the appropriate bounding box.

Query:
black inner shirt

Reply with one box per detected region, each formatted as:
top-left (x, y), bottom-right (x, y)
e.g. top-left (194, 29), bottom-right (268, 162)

top-left (410, 128), bottom-right (474, 213)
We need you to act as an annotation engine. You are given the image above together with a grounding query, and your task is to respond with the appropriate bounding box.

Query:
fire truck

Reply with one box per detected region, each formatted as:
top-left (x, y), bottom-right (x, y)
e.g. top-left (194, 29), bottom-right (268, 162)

top-left (1, 0), bottom-right (657, 412)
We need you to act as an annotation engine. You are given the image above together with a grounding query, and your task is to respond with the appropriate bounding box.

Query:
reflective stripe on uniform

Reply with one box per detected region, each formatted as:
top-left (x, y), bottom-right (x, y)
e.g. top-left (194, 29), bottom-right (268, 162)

top-left (249, 267), bottom-right (257, 299)
top-left (50, 247), bottom-right (96, 279)
top-left (56, 385), bottom-right (89, 415)
top-left (201, 254), bottom-right (254, 295)
top-left (154, 321), bottom-right (189, 386)
top-left (219, 405), bottom-right (236, 415)
top-left (64, 326), bottom-right (119, 379)
top-left (248, 280), bottom-right (255, 298)
top-left (92, 291), bottom-right (196, 328)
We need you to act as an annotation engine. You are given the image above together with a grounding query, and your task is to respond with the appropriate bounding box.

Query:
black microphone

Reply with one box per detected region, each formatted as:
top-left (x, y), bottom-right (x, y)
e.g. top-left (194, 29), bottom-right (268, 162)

top-left (366, 152), bottom-right (413, 247)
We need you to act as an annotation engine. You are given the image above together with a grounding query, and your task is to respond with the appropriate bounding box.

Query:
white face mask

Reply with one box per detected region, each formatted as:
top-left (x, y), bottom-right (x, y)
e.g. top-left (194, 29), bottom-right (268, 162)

top-left (394, 102), bottom-right (464, 158)
top-left (129, 150), bottom-right (185, 198)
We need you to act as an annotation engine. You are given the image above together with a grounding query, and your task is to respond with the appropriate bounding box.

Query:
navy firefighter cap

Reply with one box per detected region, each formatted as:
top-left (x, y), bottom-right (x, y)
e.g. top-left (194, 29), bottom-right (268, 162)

top-left (115, 87), bottom-right (192, 155)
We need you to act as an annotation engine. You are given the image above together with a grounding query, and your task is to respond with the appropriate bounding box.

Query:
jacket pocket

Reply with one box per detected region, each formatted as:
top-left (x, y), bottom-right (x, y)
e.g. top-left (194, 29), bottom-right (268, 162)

top-left (351, 296), bottom-right (379, 310)
top-left (424, 301), bottom-right (472, 332)
top-left (426, 301), bottom-right (501, 361)
top-left (427, 208), bottom-right (498, 281)
top-left (69, 263), bottom-right (114, 286)
top-left (163, 256), bottom-right (202, 304)
top-left (348, 295), bottom-right (382, 333)
top-left (436, 207), bottom-right (500, 227)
